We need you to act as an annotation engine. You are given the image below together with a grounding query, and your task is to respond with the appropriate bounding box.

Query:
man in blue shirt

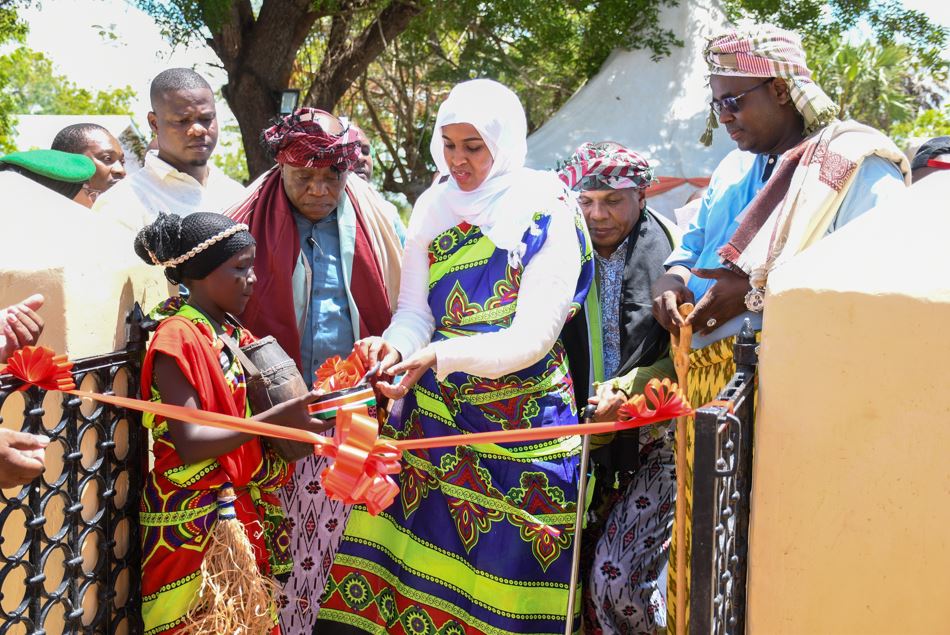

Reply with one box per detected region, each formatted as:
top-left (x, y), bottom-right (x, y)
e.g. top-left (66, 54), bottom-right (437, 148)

top-left (652, 25), bottom-right (908, 347)
top-left (648, 24), bottom-right (909, 632)
top-left (228, 108), bottom-right (405, 633)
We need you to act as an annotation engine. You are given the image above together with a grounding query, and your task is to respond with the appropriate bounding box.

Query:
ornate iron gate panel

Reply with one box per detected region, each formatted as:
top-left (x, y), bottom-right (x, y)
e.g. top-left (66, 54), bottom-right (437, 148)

top-left (689, 321), bottom-right (758, 635)
top-left (0, 306), bottom-right (153, 634)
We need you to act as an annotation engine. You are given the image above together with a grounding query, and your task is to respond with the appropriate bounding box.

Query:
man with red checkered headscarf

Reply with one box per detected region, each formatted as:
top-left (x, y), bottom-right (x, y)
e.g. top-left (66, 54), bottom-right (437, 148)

top-left (227, 108), bottom-right (404, 633)
top-left (558, 141), bottom-right (680, 634)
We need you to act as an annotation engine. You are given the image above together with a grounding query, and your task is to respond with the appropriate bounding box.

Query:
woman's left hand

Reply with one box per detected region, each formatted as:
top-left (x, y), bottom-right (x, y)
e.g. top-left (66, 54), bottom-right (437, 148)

top-left (375, 347), bottom-right (437, 400)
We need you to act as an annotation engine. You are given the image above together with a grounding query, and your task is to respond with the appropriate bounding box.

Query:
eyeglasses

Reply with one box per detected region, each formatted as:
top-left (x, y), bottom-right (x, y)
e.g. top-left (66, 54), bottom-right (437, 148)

top-left (710, 79), bottom-right (773, 116)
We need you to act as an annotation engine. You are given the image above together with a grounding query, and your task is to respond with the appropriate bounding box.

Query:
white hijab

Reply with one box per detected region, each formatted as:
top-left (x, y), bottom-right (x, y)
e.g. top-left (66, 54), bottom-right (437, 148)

top-left (413, 79), bottom-right (564, 266)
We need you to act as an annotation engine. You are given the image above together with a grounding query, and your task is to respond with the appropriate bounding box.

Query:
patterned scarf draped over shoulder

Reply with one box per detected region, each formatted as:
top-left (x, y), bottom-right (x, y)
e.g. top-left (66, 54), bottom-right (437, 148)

top-left (719, 120), bottom-right (910, 288)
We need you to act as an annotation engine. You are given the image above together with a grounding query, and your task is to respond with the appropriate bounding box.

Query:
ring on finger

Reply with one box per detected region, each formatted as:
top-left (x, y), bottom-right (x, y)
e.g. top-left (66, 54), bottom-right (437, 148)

top-left (706, 318), bottom-right (717, 328)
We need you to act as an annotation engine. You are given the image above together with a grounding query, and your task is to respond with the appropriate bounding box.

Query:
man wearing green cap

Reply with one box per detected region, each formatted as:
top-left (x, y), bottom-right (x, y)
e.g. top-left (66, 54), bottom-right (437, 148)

top-left (0, 149), bottom-right (96, 200)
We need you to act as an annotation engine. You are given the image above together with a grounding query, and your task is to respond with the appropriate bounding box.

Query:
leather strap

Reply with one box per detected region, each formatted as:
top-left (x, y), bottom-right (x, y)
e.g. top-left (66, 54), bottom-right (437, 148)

top-left (218, 327), bottom-right (262, 381)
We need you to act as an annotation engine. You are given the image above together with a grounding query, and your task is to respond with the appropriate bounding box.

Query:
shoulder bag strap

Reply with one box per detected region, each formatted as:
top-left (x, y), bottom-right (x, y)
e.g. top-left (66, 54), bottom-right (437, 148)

top-left (218, 329), bottom-right (262, 381)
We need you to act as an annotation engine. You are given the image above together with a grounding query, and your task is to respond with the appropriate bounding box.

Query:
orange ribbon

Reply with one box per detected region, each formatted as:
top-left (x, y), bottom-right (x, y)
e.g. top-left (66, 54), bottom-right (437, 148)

top-left (2, 347), bottom-right (694, 519)
top-left (391, 378), bottom-right (691, 451)
top-left (2, 346), bottom-right (402, 513)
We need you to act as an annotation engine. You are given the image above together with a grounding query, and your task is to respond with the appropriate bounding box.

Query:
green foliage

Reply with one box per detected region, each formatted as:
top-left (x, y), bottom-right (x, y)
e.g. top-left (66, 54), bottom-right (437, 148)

top-left (808, 35), bottom-right (947, 133)
top-left (408, 0), bottom-right (680, 130)
top-left (212, 125), bottom-right (250, 184)
top-left (724, 0), bottom-right (947, 65)
top-left (0, 3), bottom-right (27, 151)
top-left (328, 0), bottom-right (680, 201)
top-left (0, 47), bottom-right (136, 117)
top-left (891, 106), bottom-right (950, 147)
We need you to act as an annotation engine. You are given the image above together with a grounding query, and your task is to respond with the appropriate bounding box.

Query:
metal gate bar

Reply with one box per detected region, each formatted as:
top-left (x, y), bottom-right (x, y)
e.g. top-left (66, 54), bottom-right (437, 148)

top-left (689, 320), bottom-right (758, 635)
top-left (0, 305), bottom-right (153, 634)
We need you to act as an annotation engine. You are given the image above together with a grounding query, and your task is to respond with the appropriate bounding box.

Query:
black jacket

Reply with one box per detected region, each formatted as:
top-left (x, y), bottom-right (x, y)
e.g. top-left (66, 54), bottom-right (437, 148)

top-left (561, 208), bottom-right (675, 474)
top-left (562, 208), bottom-right (675, 405)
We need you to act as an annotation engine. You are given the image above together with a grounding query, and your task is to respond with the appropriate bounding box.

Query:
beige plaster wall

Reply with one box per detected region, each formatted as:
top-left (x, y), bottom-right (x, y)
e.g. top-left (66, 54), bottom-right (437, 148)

top-left (746, 173), bottom-right (950, 633)
top-left (0, 172), bottom-right (170, 358)
top-left (0, 173), bottom-right (168, 632)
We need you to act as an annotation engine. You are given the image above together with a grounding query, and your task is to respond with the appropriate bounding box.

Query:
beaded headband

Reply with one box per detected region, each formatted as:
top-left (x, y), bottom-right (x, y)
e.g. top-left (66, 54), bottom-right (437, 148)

top-left (147, 223), bottom-right (250, 268)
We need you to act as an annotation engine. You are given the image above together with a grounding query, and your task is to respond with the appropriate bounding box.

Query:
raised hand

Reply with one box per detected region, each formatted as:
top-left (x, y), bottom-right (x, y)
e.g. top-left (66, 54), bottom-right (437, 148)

top-left (0, 294), bottom-right (45, 363)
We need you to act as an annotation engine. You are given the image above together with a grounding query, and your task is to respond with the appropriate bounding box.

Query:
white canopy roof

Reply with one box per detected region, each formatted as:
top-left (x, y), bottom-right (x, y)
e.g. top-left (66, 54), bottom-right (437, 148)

top-left (526, 0), bottom-right (736, 185)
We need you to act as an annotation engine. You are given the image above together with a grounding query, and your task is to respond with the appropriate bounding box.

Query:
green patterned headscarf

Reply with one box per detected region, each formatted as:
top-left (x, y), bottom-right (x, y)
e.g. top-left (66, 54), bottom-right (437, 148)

top-left (701, 24), bottom-right (838, 146)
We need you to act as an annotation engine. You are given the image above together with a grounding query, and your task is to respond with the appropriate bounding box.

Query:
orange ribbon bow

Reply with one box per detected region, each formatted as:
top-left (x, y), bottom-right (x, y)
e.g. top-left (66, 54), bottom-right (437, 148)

top-left (315, 352), bottom-right (366, 393)
top-left (317, 406), bottom-right (401, 516)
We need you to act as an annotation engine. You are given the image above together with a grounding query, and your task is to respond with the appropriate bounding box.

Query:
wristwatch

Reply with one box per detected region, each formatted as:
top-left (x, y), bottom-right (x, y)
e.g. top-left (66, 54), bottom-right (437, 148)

top-left (744, 286), bottom-right (765, 313)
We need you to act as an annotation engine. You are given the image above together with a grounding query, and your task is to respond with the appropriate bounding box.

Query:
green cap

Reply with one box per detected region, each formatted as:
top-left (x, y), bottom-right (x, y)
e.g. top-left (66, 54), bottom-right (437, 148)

top-left (0, 149), bottom-right (96, 182)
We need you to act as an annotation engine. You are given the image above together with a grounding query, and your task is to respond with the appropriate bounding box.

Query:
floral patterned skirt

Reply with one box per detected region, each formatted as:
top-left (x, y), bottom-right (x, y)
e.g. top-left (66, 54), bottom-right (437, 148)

top-left (316, 367), bottom-right (583, 634)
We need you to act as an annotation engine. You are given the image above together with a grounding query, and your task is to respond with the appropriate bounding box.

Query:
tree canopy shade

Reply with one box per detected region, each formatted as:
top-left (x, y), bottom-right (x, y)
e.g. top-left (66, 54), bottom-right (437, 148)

top-left (138, 0), bottom-right (949, 193)
top-left (135, 0), bottom-right (680, 182)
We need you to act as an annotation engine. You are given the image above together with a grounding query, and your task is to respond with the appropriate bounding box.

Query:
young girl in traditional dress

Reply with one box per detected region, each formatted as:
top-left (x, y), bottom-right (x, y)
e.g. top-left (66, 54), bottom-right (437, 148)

top-left (134, 212), bottom-right (327, 634)
top-left (317, 79), bottom-right (593, 634)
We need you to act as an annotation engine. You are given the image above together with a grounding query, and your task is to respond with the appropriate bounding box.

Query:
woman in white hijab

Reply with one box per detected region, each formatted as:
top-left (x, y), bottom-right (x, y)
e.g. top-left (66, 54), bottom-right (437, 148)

top-left (316, 79), bottom-right (594, 634)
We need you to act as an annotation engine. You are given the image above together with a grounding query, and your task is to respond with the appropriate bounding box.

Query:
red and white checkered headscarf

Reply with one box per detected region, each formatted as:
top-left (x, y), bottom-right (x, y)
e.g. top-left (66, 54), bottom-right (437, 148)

top-left (557, 142), bottom-right (656, 191)
top-left (262, 107), bottom-right (362, 171)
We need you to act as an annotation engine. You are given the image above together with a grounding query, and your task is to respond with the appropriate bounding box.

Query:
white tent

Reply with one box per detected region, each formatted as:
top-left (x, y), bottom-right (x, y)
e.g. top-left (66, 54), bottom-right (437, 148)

top-left (526, 0), bottom-right (736, 219)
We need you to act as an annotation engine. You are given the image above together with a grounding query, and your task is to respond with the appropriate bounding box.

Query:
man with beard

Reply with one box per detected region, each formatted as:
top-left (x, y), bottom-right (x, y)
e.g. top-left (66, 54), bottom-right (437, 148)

top-left (94, 68), bottom-right (244, 231)
top-left (227, 107), bottom-right (404, 633)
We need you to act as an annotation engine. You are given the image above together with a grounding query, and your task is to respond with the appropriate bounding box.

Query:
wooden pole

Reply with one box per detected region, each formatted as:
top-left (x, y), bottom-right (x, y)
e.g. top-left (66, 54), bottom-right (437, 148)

top-left (672, 303), bottom-right (694, 635)
top-left (564, 405), bottom-right (595, 635)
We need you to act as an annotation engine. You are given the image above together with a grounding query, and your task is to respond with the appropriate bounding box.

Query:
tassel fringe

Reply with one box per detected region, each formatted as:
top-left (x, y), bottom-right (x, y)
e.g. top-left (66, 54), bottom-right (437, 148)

top-left (180, 487), bottom-right (279, 635)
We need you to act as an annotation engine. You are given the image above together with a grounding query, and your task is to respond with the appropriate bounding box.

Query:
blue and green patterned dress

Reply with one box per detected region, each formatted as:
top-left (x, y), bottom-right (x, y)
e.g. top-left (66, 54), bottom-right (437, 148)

top-left (318, 206), bottom-right (594, 635)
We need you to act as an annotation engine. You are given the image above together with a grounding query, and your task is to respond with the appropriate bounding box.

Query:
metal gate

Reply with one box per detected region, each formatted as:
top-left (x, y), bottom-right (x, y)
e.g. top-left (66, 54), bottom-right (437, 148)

top-left (0, 305), bottom-right (153, 634)
top-left (689, 320), bottom-right (758, 635)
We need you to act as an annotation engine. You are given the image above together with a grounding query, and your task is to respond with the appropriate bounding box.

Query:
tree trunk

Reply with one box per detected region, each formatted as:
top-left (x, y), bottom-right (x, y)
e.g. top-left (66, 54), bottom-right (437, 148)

top-left (221, 72), bottom-right (283, 180)
top-left (206, 0), bottom-right (322, 179)
top-left (202, 0), bottom-right (421, 180)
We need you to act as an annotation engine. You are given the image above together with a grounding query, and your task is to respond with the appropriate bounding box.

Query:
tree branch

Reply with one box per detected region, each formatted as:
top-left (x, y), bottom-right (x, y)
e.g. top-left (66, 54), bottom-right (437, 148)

top-left (304, 0), bottom-right (422, 110)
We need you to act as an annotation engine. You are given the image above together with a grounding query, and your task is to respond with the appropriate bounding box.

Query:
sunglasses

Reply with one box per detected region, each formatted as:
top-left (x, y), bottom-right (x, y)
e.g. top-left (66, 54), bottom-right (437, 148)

top-left (710, 79), bottom-right (773, 116)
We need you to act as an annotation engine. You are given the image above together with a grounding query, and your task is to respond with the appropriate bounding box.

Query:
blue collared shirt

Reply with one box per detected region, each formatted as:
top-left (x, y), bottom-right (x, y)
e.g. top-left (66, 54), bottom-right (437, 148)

top-left (294, 209), bottom-right (356, 385)
top-left (666, 149), bottom-right (904, 347)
